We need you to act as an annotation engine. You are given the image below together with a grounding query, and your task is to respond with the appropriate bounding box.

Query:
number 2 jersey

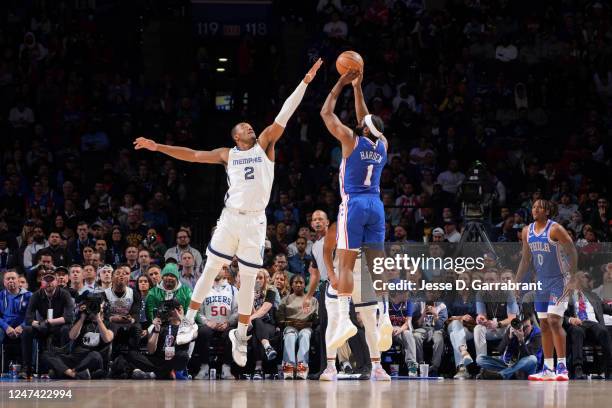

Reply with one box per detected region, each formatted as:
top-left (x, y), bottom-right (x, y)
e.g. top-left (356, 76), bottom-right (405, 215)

top-left (527, 219), bottom-right (570, 290)
top-left (225, 142), bottom-right (274, 212)
top-left (202, 283), bottom-right (238, 324)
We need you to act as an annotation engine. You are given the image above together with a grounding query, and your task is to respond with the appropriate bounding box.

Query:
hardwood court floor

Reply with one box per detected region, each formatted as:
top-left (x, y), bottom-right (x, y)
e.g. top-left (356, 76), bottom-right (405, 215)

top-left (1, 379), bottom-right (610, 408)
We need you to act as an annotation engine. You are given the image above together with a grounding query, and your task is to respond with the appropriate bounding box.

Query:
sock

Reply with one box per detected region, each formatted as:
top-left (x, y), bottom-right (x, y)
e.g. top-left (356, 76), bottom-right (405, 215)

top-left (237, 322), bottom-right (249, 338)
top-left (557, 357), bottom-right (566, 367)
top-left (186, 308), bottom-right (197, 323)
top-left (372, 360), bottom-right (381, 369)
top-left (338, 295), bottom-right (351, 316)
top-left (545, 358), bottom-right (554, 370)
top-left (327, 360), bottom-right (336, 370)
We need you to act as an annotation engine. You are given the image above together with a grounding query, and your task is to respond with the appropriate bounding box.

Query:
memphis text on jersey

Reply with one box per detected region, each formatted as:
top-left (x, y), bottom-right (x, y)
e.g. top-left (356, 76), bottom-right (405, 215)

top-left (373, 279), bottom-right (543, 292)
top-left (232, 156), bottom-right (263, 165)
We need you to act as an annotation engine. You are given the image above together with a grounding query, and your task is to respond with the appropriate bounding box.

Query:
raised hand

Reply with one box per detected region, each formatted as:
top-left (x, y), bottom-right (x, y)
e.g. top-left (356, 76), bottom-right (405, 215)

top-left (338, 69), bottom-right (360, 87)
top-left (133, 137), bottom-right (158, 151)
top-left (304, 58), bottom-right (323, 84)
top-left (352, 69), bottom-right (363, 87)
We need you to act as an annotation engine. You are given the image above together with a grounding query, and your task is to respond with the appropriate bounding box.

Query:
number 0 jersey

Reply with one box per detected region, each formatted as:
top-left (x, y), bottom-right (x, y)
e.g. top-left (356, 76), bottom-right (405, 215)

top-left (527, 220), bottom-right (570, 284)
top-left (225, 142), bottom-right (274, 212)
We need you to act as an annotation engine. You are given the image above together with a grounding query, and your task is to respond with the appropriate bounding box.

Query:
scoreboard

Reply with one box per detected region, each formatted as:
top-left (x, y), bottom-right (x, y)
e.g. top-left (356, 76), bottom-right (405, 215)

top-left (191, 0), bottom-right (273, 38)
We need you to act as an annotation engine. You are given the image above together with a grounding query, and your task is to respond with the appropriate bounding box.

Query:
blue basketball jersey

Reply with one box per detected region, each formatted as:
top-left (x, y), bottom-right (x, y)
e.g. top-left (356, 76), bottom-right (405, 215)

top-left (527, 220), bottom-right (569, 283)
top-left (340, 136), bottom-right (387, 196)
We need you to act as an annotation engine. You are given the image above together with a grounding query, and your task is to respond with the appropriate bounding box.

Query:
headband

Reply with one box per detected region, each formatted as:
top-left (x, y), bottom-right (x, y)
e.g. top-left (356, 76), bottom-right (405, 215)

top-left (364, 114), bottom-right (383, 138)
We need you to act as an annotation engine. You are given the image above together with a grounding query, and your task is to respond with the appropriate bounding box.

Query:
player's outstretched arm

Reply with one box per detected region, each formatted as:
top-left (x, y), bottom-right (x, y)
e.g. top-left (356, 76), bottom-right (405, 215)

top-left (258, 58), bottom-right (323, 153)
top-left (320, 70), bottom-right (359, 155)
top-left (352, 70), bottom-right (369, 124)
top-left (133, 137), bottom-right (228, 165)
top-left (514, 226), bottom-right (532, 284)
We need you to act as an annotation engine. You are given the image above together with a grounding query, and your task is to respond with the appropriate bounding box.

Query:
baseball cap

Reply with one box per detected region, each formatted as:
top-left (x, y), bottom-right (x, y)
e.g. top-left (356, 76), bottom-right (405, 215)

top-left (55, 266), bottom-right (69, 275)
top-left (432, 228), bottom-right (445, 236)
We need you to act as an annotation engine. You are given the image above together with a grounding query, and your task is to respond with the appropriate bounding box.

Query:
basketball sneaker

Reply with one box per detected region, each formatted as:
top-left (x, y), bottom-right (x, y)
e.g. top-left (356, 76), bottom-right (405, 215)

top-left (296, 363), bottom-right (309, 380)
top-left (283, 363), bottom-right (295, 380)
top-left (194, 364), bottom-right (209, 380)
top-left (229, 329), bottom-right (250, 367)
top-left (377, 313), bottom-right (393, 352)
top-left (528, 365), bottom-right (557, 381)
top-left (176, 318), bottom-right (198, 345)
top-left (555, 362), bottom-right (569, 381)
top-left (371, 366), bottom-right (391, 381)
top-left (251, 369), bottom-right (264, 380)
top-left (221, 364), bottom-right (233, 380)
top-left (319, 365), bottom-right (338, 381)
top-left (328, 318), bottom-right (358, 350)
top-left (453, 365), bottom-right (470, 379)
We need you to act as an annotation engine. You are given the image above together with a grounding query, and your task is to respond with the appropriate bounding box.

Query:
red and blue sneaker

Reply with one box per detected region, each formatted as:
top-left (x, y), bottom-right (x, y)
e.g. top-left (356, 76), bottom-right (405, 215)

top-left (555, 362), bottom-right (569, 381)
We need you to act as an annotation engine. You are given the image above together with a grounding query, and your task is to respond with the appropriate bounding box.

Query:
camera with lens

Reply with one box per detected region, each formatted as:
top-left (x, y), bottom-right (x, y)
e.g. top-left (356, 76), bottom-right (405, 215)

top-left (156, 298), bottom-right (181, 322)
top-left (510, 318), bottom-right (523, 331)
top-left (77, 292), bottom-right (104, 320)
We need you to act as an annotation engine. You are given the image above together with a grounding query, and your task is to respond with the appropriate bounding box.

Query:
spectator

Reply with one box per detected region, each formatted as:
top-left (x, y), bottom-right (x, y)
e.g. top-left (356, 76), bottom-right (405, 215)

top-left (593, 263), bottom-right (612, 302)
top-left (0, 234), bottom-right (18, 272)
top-left (0, 269), bottom-right (33, 378)
top-left (131, 249), bottom-right (153, 283)
top-left (96, 264), bottom-right (113, 291)
top-left (164, 229), bottom-right (203, 271)
top-left (277, 274), bottom-right (318, 380)
top-left (412, 290), bottom-right (448, 377)
top-left (474, 271), bottom-right (519, 360)
top-left (323, 12), bottom-right (348, 40)
top-left (69, 264), bottom-right (87, 297)
top-left (82, 264), bottom-right (97, 292)
top-left (179, 250), bottom-right (201, 290)
top-left (288, 237), bottom-right (313, 276)
top-left (141, 228), bottom-right (167, 264)
top-left (68, 222), bottom-right (95, 265)
top-left (194, 271), bottom-right (237, 380)
top-left (145, 264), bottom-right (194, 323)
top-left (146, 264), bottom-right (162, 286)
top-left (437, 159), bottom-right (465, 195)
top-left (388, 287), bottom-right (418, 376)
top-left (287, 227), bottom-right (313, 257)
top-left (447, 274), bottom-right (477, 379)
top-left (444, 221), bottom-right (461, 243)
top-left (108, 226), bottom-right (127, 267)
top-left (125, 246), bottom-right (139, 273)
top-left (249, 269), bottom-right (279, 380)
top-left (25, 269), bottom-right (73, 362)
top-left (136, 275), bottom-right (152, 329)
top-left (104, 267), bottom-right (142, 353)
top-left (272, 270), bottom-right (290, 300)
top-left (23, 226), bottom-right (49, 270)
top-left (564, 272), bottom-right (612, 380)
top-left (42, 231), bottom-right (71, 267)
top-left (477, 314), bottom-right (541, 380)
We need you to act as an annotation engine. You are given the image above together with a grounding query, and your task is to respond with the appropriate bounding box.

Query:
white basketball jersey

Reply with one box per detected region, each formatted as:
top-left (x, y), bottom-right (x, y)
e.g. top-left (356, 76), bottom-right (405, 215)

top-left (224, 142), bottom-right (274, 212)
top-left (202, 283), bottom-right (236, 324)
top-left (311, 237), bottom-right (328, 281)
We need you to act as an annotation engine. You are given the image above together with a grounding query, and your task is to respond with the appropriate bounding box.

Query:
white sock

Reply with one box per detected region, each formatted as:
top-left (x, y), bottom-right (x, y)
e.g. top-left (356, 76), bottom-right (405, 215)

top-left (237, 322), bottom-right (249, 338)
top-left (545, 358), bottom-right (554, 369)
top-left (372, 361), bottom-right (381, 369)
top-left (338, 295), bottom-right (351, 317)
top-left (186, 308), bottom-right (197, 323)
top-left (327, 360), bottom-right (336, 370)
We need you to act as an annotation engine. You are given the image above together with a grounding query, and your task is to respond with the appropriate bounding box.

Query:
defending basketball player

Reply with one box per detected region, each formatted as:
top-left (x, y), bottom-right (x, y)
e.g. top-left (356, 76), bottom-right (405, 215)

top-left (319, 68), bottom-right (393, 353)
top-left (133, 58), bottom-right (322, 367)
top-left (515, 199), bottom-right (577, 381)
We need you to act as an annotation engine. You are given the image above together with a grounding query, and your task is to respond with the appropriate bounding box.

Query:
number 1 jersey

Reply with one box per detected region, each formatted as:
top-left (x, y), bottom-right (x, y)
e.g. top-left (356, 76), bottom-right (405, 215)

top-left (340, 136), bottom-right (387, 197)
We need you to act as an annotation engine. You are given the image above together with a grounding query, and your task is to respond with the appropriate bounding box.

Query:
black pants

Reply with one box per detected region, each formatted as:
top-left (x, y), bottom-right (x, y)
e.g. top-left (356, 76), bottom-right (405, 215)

top-left (109, 322), bottom-right (142, 351)
top-left (2, 327), bottom-right (34, 369)
top-left (567, 321), bottom-right (612, 372)
top-left (197, 325), bottom-right (232, 365)
top-left (129, 350), bottom-right (190, 379)
top-left (43, 347), bottom-right (104, 377)
top-left (250, 318), bottom-right (277, 363)
top-left (315, 281), bottom-right (371, 376)
top-left (22, 324), bottom-right (71, 371)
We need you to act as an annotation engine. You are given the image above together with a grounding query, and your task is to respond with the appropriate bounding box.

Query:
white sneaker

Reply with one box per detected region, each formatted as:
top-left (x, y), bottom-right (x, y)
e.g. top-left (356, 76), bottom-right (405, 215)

top-left (378, 314), bottom-right (393, 352)
top-left (528, 365), bottom-right (557, 381)
top-left (229, 329), bottom-right (250, 367)
top-left (220, 364), bottom-right (233, 380)
top-left (328, 318), bottom-right (358, 350)
top-left (176, 318), bottom-right (198, 345)
top-left (194, 364), bottom-right (209, 380)
top-left (454, 365), bottom-right (470, 379)
top-left (371, 366), bottom-right (391, 381)
top-left (319, 366), bottom-right (338, 381)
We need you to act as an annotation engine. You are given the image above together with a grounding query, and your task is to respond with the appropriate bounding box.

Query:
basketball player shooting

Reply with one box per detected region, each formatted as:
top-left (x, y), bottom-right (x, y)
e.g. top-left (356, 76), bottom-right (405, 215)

top-left (133, 58), bottom-right (322, 367)
top-left (515, 199), bottom-right (577, 381)
top-left (319, 68), bottom-right (393, 355)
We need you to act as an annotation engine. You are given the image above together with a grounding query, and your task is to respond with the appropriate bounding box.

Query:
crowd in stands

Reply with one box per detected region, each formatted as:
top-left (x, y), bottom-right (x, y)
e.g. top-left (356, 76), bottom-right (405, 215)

top-left (1, 0), bottom-right (612, 380)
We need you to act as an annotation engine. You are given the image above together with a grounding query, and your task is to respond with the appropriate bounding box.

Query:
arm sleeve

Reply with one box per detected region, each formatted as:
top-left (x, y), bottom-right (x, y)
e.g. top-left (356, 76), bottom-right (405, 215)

top-left (274, 81), bottom-right (308, 127)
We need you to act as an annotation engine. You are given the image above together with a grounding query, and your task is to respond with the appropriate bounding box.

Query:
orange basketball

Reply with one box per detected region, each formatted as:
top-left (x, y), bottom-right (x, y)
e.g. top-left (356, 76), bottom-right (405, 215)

top-left (336, 51), bottom-right (364, 75)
